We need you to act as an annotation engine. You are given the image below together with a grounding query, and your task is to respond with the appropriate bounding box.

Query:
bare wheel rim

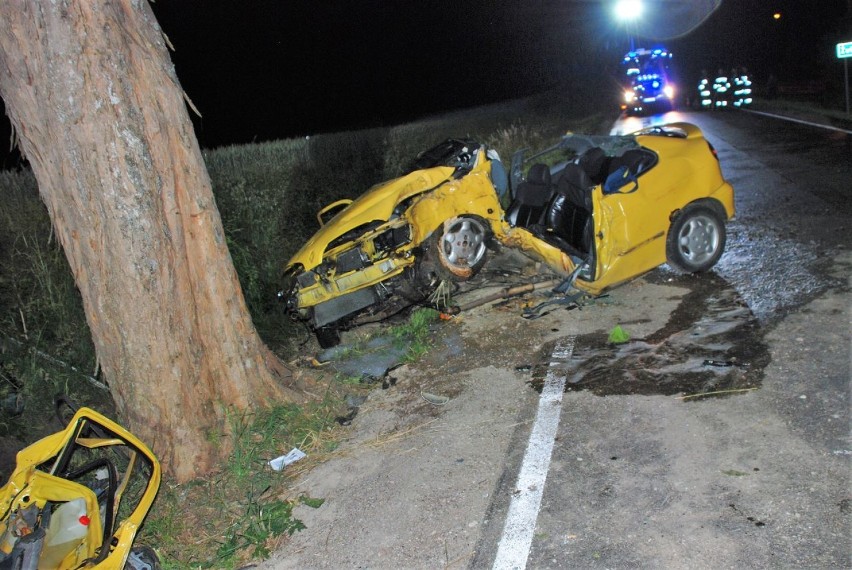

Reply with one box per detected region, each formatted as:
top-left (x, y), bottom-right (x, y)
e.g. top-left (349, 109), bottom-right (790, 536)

top-left (440, 218), bottom-right (487, 270)
top-left (677, 213), bottom-right (720, 265)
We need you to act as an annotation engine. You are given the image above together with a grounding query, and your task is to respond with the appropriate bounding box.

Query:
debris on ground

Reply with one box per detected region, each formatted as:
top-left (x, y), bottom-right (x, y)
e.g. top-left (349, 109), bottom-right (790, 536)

top-left (335, 394), bottom-right (369, 426)
top-left (0, 406), bottom-right (160, 569)
top-left (608, 325), bottom-right (631, 344)
top-left (421, 392), bottom-right (450, 406)
top-left (442, 278), bottom-right (561, 317)
top-left (269, 447), bottom-right (307, 471)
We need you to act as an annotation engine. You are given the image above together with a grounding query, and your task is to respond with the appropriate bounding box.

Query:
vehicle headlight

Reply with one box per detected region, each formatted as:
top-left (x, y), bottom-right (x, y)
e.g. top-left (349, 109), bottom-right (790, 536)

top-left (624, 90), bottom-right (634, 103)
top-left (663, 85), bottom-right (675, 99)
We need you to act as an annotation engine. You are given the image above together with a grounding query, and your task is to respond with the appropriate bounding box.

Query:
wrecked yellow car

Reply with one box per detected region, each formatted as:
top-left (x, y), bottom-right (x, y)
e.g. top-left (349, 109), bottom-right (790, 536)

top-left (281, 122), bottom-right (734, 347)
top-left (0, 406), bottom-right (160, 569)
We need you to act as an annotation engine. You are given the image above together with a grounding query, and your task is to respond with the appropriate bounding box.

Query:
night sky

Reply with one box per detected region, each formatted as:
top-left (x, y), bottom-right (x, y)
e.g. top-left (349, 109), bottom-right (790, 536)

top-left (147, 0), bottom-right (612, 149)
top-left (1, 0), bottom-right (850, 166)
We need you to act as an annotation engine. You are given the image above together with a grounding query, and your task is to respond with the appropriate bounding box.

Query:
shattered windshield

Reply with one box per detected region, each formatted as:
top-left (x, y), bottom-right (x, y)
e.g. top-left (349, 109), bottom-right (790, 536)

top-left (546, 133), bottom-right (639, 161)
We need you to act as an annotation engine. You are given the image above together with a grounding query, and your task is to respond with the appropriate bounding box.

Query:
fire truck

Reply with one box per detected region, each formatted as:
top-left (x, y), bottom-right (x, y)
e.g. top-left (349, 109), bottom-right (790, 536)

top-left (621, 48), bottom-right (676, 115)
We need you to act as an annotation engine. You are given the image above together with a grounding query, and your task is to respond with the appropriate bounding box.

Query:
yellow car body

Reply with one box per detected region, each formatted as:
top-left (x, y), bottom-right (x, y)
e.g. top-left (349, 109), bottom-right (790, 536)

top-left (0, 407), bottom-right (161, 569)
top-left (281, 123), bottom-right (734, 346)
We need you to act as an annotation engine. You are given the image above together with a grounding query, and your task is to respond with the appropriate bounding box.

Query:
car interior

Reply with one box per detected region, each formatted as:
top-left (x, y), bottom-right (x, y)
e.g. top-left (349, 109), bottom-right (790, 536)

top-left (506, 146), bottom-right (657, 262)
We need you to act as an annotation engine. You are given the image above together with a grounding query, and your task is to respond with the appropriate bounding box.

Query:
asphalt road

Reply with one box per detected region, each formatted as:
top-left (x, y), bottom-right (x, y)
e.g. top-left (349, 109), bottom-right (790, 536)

top-left (262, 109), bottom-right (850, 569)
top-left (474, 110), bottom-right (851, 569)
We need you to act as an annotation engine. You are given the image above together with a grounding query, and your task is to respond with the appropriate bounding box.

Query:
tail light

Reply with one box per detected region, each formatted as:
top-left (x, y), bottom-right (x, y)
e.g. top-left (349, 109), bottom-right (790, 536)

top-left (707, 141), bottom-right (719, 161)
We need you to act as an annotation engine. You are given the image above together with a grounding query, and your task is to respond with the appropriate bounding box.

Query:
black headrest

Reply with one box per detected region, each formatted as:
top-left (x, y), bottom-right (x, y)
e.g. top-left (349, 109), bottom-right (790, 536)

top-left (579, 147), bottom-right (608, 181)
top-left (558, 163), bottom-right (593, 191)
top-left (527, 163), bottom-right (551, 186)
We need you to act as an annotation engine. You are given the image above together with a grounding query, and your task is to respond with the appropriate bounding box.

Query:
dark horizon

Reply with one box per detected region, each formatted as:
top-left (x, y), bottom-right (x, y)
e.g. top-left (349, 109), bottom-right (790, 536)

top-left (1, 0), bottom-right (849, 169)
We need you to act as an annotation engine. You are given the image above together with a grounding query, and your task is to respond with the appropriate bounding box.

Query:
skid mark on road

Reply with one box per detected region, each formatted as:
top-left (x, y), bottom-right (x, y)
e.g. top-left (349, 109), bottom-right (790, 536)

top-left (493, 337), bottom-right (574, 570)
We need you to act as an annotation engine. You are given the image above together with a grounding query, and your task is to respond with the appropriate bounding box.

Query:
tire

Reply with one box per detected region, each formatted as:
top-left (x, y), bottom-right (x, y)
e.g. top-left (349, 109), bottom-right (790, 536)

top-left (315, 326), bottom-right (341, 349)
top-left (666, 203), bottom-right (726, 273)
top-left (430, 216), bottom-right (489, 281)
top-left (125, 545), bottom-right (161, 570)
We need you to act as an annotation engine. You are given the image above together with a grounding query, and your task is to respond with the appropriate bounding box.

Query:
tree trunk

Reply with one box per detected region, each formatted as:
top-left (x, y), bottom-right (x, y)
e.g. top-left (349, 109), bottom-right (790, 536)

top-left (0, 0), bottom-right (303, 482)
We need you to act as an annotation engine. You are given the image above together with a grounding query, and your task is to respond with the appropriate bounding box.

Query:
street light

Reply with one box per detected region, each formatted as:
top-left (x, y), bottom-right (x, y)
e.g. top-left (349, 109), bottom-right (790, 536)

top-left (614, 0), bottom-right (643, 50)
top-left (614, 0), bottom-right (643, 21)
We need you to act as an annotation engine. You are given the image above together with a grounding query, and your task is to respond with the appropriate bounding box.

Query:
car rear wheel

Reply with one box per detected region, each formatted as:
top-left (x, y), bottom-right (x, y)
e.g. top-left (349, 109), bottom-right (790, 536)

top-left (666, 203), bottom-right (726, 273)
top-left (432, 216), bottom-right (489, 281)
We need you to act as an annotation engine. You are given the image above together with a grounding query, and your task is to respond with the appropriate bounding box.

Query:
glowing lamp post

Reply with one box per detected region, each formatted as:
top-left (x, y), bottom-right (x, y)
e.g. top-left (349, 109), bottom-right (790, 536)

top-left (614, 0), bottom-right (643, 50)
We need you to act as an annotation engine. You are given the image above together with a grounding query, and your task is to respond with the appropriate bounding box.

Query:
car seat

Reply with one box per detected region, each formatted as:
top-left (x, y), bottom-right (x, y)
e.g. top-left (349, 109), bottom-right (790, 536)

top-left (541, 163), bottom-right (595, 257)
top-left (505, 163), bottom-right (553, 229)
top-left (577, 147), bottom-right (609, 185)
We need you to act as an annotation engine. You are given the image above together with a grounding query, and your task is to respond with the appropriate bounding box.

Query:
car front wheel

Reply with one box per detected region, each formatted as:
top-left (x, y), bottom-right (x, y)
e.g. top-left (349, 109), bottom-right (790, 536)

top-left (432, 216), bottom-right (489, 281)
top-left (666, 203), bottom-right (726, 273)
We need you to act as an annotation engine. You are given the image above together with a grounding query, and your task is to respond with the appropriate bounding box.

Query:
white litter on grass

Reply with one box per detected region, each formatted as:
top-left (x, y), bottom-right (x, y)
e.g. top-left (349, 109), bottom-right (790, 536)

top-left (493, 337), bottom-right (574, 570)
top-left (269, 448), bottom-right (307, 471)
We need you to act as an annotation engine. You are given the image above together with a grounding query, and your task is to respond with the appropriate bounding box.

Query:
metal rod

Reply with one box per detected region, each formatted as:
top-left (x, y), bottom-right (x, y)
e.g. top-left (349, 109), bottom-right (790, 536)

top-left (446, 278), bottom-right (561, 315)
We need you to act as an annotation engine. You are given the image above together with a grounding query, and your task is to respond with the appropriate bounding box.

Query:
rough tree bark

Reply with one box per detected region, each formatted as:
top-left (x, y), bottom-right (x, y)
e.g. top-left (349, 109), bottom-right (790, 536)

top-left (0, 1), bottom-right (303, 482)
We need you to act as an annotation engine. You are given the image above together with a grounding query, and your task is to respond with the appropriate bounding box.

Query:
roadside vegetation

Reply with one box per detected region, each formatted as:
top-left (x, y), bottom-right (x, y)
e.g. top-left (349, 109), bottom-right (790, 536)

top-left (0, 84), bottom-right (613, 567)
top-left (750, 96), bottom-right (852, 126)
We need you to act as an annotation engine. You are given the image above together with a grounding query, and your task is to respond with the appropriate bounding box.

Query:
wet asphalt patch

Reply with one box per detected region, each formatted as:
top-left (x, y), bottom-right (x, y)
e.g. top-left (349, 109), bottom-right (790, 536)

top-left (527, 272), bottom-right (771, 398)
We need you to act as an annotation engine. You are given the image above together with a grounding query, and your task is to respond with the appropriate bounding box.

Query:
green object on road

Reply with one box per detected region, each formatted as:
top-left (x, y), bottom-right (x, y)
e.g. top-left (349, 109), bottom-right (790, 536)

top-left (608, 325), bottom-right (630, 344)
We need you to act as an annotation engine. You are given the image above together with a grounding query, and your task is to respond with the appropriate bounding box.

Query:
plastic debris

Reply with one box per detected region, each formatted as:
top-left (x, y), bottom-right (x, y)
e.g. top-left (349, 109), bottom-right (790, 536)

top-left (268, 447), bottom-right (307, 471)
top-left (608, 325), bottom-right (630, 344)
top-left (421, 392), bottom-right (450, 405)
top-left (335, 408), bottom-right (358, 426)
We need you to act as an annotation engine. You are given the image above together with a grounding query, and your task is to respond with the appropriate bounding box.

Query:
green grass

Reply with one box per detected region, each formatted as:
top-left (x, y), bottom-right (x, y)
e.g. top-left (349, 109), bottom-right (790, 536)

top-left (144, 397), bottom-right (343, 568)
top-left (215, 495), bottom-right (305, 563)
top-left (389, 307), bottom-right (440, 361)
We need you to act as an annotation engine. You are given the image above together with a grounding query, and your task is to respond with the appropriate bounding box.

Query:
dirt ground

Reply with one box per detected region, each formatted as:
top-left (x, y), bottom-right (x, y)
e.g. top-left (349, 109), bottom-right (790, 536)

top-left (258, 249), bottom-right (850, 569)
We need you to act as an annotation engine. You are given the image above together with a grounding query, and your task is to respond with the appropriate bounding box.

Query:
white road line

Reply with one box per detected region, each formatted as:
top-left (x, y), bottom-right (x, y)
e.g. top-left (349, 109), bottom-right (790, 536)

top-left (493, 337), bottom-right (575, 570)
top-left (744, 109), bottom-right (852, 134)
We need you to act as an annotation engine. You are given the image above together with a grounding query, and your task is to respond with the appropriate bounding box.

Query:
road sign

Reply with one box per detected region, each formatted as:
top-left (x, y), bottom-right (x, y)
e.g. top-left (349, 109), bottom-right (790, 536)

top-left (837, 41), bottom-right (852, 59)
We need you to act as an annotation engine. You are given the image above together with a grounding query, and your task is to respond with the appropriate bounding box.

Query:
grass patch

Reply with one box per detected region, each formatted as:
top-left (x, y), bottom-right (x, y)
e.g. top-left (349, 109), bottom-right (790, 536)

top-left (388, 307), bottom-right (441, 362)
top-left (143, 398), bottom-right (344, 568)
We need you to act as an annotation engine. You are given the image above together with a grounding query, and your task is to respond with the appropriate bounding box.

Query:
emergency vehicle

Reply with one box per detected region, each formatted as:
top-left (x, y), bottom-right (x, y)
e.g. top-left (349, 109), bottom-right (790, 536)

top-left (621, 48), bottom-right (676, 115)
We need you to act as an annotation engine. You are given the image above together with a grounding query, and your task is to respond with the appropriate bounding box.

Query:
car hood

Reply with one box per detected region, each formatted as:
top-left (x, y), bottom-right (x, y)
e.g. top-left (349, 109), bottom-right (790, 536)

top-left (288, 165), bottom-right (456, 269)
